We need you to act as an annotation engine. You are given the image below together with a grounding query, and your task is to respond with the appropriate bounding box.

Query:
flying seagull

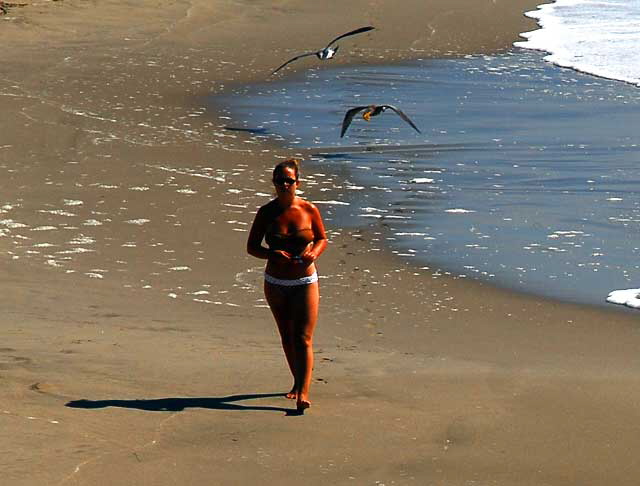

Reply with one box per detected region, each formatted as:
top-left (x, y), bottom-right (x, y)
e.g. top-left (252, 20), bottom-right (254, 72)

top-left (340, 104), bottom-right (422, 137)
top-left (271, 26), bottom-right (375, 75)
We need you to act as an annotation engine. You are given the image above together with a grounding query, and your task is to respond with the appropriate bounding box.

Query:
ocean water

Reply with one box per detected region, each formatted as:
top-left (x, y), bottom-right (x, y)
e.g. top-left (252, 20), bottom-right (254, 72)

top-left (216, 46), bottom-right (640, 308)
top-left (515, 0), bottom-right (640, 86)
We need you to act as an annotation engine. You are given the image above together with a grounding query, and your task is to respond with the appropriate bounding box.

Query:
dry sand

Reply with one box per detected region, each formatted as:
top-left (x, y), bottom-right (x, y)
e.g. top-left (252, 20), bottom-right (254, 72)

top-left (2, 1), bottom-right (640, 485)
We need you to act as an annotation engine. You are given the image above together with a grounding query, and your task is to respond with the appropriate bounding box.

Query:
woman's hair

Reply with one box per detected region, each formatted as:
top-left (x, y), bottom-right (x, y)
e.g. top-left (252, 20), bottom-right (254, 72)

top-left (273, 158), bottom-right (301, 181)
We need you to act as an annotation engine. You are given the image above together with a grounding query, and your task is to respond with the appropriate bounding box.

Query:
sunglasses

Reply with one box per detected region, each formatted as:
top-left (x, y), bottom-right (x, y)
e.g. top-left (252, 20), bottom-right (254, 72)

top-left (273, 177), bottom-right (297, 186)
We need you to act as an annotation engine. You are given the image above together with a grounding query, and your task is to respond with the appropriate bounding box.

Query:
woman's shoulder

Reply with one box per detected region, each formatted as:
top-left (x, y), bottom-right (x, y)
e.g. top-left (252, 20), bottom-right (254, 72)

top-left (296, 197), bottom-right (320, 213)
top-left (254, 199), bottom-right (280, 221)
top-left (258, 198), bottom-right (280, 212)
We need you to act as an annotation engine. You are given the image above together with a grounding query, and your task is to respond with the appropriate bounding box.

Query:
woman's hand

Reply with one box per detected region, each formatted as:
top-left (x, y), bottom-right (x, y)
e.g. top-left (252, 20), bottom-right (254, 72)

top-left (269, 249), bottom-right (293, 263)
top-left (297, 248), bottom-right (316, 264)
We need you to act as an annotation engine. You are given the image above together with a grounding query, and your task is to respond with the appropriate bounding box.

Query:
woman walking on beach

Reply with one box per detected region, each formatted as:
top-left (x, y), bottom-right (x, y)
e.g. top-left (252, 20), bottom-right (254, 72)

top-left (247, 158), bottom-right (328, 412)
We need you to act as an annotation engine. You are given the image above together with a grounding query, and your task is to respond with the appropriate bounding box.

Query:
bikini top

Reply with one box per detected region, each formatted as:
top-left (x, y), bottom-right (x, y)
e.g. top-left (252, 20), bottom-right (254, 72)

top-left (265, 227), bottom-right (314, 255)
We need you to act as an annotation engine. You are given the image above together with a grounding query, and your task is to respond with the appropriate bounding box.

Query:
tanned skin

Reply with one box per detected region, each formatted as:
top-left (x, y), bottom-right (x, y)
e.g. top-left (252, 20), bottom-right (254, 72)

top-left (247, 161), bottom-right (327, 412)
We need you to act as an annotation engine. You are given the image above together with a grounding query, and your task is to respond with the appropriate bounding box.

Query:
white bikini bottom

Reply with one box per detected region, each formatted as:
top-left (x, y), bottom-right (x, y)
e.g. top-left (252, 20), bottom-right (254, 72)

top-left (264, 272), bottom-right (318, 287)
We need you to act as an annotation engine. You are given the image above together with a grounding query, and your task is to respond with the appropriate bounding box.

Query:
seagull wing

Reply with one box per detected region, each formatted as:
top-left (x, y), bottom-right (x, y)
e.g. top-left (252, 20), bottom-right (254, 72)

top-left (325, 26), bottom-right (375, 48)
top-left (383, 105), bottom-right (421, 133)
top-left (340, 106), bottom-right (368, 138)
top-left (272, 51), bottom-right (319, 75)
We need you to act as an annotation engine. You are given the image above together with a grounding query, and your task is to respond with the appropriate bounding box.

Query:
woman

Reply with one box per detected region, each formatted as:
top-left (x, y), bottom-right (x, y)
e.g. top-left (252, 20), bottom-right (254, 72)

top-left (246, 158), bottom-right (328, 412)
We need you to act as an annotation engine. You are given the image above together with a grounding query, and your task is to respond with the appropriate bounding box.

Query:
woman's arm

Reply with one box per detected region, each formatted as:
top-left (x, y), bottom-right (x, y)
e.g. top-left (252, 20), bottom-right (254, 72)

top-left (301, 203), bottom-right (328, 262)
top-left (246, 206), bottom-right (272, 260)
top-left (247, 205), bottom-right (292, 263)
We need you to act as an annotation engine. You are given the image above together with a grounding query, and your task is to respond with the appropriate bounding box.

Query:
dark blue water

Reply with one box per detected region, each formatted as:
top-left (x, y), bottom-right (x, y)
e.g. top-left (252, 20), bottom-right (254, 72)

top-left (216, 49), bottom-right (640, 307)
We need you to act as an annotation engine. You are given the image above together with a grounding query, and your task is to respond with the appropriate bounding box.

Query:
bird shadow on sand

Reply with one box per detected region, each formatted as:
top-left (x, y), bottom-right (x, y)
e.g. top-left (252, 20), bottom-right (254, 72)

top-left (223, 126), bottom-right (268, 135)
top-left (66, 392), bottom-right (303, 416)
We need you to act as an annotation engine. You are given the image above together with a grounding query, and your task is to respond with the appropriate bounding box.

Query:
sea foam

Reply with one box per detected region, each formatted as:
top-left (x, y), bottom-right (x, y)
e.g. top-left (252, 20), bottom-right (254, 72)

top-left (516, 0), bottom-right (640, 85)
top-left (607, 288), bottom-right (640, 309)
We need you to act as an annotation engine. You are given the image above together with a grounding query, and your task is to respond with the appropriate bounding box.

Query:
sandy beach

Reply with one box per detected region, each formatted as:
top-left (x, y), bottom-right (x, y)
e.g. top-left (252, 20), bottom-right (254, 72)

top-left (2, 1), bottom-right (640, 485)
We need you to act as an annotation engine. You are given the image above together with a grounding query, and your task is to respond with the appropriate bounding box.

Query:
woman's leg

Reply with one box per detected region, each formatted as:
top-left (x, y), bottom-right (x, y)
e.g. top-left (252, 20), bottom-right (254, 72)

top-left (264, 281), bottom-right (298, 398)
top-left (291, 281), bottom-right (319, 410)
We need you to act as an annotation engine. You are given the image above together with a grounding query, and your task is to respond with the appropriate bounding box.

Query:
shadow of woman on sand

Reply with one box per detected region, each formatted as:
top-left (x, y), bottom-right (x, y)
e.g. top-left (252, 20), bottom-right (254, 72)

top-left (66, 392), bottom-right (303, 416)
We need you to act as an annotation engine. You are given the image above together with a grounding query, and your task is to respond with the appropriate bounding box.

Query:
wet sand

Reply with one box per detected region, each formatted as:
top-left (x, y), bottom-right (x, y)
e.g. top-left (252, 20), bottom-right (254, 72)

top-left (2, 1), bottom-right (640, 485)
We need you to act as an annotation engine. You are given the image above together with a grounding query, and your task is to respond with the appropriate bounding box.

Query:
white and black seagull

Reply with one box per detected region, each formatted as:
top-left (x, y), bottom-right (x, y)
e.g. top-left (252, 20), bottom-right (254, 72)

top-left (271, 26), bottom-right (375, 75)
top-left (340, 104), bottom-right (421, 138)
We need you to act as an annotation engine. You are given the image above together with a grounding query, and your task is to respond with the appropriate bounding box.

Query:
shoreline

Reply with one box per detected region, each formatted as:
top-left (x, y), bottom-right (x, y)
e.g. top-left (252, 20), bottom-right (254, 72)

top-left (4, 1), bottom-right (640, 485)
top-left (214, 50), bottom-right (639, 312)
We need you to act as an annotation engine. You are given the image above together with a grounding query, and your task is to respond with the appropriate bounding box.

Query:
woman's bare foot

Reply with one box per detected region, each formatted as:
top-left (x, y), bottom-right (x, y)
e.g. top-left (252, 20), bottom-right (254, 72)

top-left (296, 396), bottom-right (311, 412)
top-left (285, 387), bottom-right (297, 400)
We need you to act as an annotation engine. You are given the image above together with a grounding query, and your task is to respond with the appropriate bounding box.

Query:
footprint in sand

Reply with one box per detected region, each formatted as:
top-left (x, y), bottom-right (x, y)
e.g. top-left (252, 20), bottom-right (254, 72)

top-left (0, 355), bottom-right (31, 369)
top-left (29, 382), bottom-right (65, 398)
